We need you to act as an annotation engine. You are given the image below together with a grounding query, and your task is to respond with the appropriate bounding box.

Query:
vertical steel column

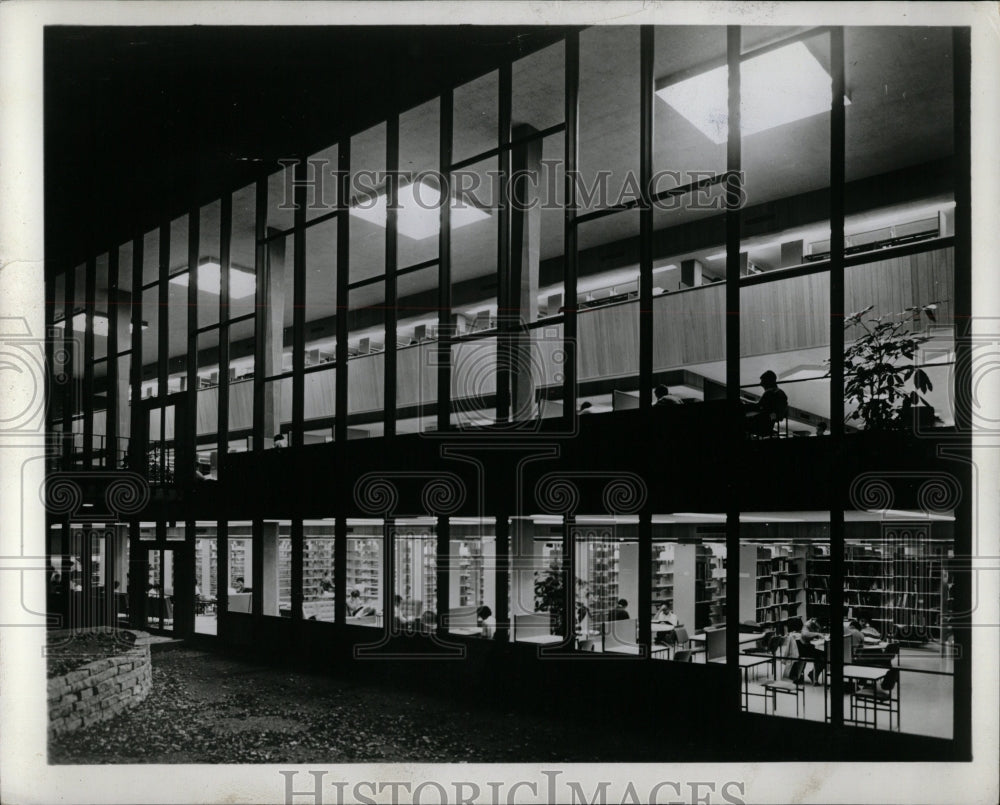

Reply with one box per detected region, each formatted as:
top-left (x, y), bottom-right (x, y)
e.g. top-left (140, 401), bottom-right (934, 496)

top-left (291, 518), bottom-right (303, 622)
top-left (82, 256), bottom-right (96, 467)
top-left (951, 24), bottom-right (972, 758)
top-left (828, 26), bottom-right (847, 726)
top-left (61, 264), bottom-right (75, 464)
top-left (638, 26), bottom-right (654, 414)
top-left (186, 208), bottom-right (199, 470)
top-left (335, 145), bottom-right (350, 445)
top-left (293, 159), bottom-right (308, 446)
top-left (129, 237), bottom-right (142, 468)
top-left (385, 116), bottom-right (400, 438)
top-left (437, 91), bottom-right (454, 433)
top-left (494, 513), bottom-right (510, 642)
top-left (562, 33), bottom-right (579, 428)
top-left (334, 142), bottom-right (350, 623)
top-left (496, 64), bottom-right (513, 424)
top-left (637, 25), bottom-right (655, 654)
top-left (105, 248), bottom-right (119, 466)
top-left (252, 179), bottom-right (267, 454)
top-left (218, 192), bottom-right (233, 469)
top-left (157, 223), bottom-right (169, 401)
top-left (723, 25), bottom-right (742, 699)
top-left (435, 516), bottom-right (450, 639)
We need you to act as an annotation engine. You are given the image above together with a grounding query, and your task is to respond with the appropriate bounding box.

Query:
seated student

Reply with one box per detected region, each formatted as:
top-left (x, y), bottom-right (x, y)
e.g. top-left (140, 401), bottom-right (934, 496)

top-left (653, 384), bottom-right (683, 406)
top-left (744, 370), bottom-right (788, 437)
top-left (846, 619), bottom-right (866, 653)
top-left (346, 587), bottom-right (368, 617)
top-left (608, 598), bottom-right (630, 621)
top-left (476, 605), bottom-right (495, 638)
top-left (576, 604), bottom-right (591, 634)
top-left (652, 604), bottom-right (679, 626)
top-left (228, 576), bottom-right (249, 595)
top-left (857, 617), bottom-right (881, 639)
top-left (797, 617), bottom-right (827, 685)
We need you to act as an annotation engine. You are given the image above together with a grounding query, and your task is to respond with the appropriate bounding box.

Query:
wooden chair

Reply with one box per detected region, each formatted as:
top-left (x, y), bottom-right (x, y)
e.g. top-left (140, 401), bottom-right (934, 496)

top-left (763, 635), bottom-right (806, 717)
top-left (850, 667), bottom-right (900, 731)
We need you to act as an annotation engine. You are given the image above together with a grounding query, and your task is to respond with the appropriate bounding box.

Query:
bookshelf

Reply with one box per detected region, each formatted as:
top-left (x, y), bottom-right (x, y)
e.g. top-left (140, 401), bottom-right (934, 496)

top-left (747, 544), bottom-right (806, 629)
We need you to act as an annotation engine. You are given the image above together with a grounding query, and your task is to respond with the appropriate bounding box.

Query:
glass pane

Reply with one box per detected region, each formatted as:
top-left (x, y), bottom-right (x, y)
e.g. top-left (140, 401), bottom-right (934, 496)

top-left (651, 185), bottom-right (728, 405)
top-left (451, 336), bottom-right (497, 428)
top-left (196, 327), bottom-right (221, 437)
top-left (166, 272), bottom-right (188, 394)
top-left (94, 253), bottom-right (109, 360)
top-left (194, 529), bottom-right (219, 635)
top-left (303, 368), bottom-right (336, 440)
top-left (510, 517), bottom-right (563, 643)
top-left (451, 155), bottom-right (499, 331)
top-left (653, 26), bottom-right (728, 184)
top-left (267, 164), bottom-right (296, 233)
top-left (737, 513), bottom-right (828, 721)
top-left (740, 274), bottom-right (831, 436)
top-left (261, 232), bottom-right (293, 378)
top-left (532, 134), bottom-right (565, 324)
top-left (140, 284), bottom-right (158, 398)
top-left (264, 377), bottom-right (292, 448)
top-left (303, 521), bottom-right (336, 622)
top-left (198, 199), bottom-right (222, 328)
top-left (346, 280), bottom-right (385, 437)
top-left (842, 513), bottom-right (954, 738)
top-left (575, 519), bottom-right (639, 655)
top-left (304, 216), bottom-right (337, 358)
top-left (228, 318), bottom-right (255, 445)
top-left (576, 210), bottom-right (640, 414)
top-left (447, 520), bottom-right (497, 637)
top-left (579, 27), bottom-right (640, 212)
top-left (230, 184), bottom-right (257, 320)
top-left (305, 143), bottom-right (338, 223)
top-left (142, 228), bottom-right (159, 286)
top-left (227, 526), bottom-right (253, 614)
top-left (396, 266), bottom-right (437, 433)
top-left (844, 27), bottom-right (954, 432)
top-left (650, 514), bottom-right (727, 665)
top-left (393, 522), bottom-right (437, 632)
top-left (453, 70), bottom-right (497, 165)
top-left (398, 98), bottom-right (440, 269)
top-left (346, 520), bottom-right (383, 628)
top-left (349, 123), bottom-right (387, 285)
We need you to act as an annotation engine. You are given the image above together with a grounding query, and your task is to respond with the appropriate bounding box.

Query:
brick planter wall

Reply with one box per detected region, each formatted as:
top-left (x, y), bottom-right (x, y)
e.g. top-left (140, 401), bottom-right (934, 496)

top-left (47, 630), bottom-right (152, 737)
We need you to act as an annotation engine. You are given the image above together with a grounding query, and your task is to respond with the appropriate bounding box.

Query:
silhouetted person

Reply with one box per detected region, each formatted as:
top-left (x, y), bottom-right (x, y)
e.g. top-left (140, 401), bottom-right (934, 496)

top-left (608, 598), bottom-right (630, 621)
top-left (654, 384), bottom-right (682, 406)
top-left (745, 370), bottom-right (788, 436)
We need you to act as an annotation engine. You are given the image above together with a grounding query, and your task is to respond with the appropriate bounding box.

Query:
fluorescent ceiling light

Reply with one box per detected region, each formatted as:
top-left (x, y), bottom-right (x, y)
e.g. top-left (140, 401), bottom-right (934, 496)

top-left (169, 261), bottom-right (256, 299)
top-left (55, 313), bottom-right (146, 335)
top-left (656, 41), bottom-right (849, 144)
top-left (350, 180), bottom-right (490, 240)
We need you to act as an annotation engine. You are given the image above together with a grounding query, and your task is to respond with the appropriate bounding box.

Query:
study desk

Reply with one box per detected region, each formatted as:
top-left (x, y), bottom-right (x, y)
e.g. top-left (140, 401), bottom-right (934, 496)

top-left (709, 654), bottom-right (772, 710)
top-left (690, 632), bottom-right (765, 647)
top-left (844, 663), bottom-right (898, 730)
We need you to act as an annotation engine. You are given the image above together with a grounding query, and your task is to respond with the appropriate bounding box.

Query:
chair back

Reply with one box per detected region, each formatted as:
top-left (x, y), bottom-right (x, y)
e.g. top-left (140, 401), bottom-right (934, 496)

top-left (673, 650), bottom-right (693, 663)
top-left (673, 626), bottom-right (690, 647)
top-left (767, 634), bottom-right (785, 656)
top-left (880, 667), bottom-right (900, 693)
top-left (705, 627), bottom-right (727, 661)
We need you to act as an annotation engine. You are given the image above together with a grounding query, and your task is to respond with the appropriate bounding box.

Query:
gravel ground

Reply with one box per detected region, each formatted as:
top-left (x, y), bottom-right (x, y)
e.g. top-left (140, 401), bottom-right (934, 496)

top-left (49, 648), bottom-right (661, 764)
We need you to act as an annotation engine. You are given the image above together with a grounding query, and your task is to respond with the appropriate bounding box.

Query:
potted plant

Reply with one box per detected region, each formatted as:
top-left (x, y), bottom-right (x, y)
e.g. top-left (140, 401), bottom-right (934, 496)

top-left (533, 559), bottom-right (566, 635)
top-left (842, 303), bottom-right (941, 430)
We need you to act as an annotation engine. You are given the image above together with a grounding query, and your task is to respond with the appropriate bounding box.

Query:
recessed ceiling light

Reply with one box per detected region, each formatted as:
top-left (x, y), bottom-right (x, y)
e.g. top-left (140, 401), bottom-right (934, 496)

top-left (350, 180), bottom-right (490, 240)
top-left (656, 41), bottom-right (850, 144)
top-left (169, 260), bottom-right (256, 299)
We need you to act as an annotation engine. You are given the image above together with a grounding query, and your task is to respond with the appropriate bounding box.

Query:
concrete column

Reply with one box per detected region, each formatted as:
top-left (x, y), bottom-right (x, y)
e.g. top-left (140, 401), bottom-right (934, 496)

top-left (262, 234), bottom-right (287, 445)
top-left (261, 521), bottom-right (280, 616)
